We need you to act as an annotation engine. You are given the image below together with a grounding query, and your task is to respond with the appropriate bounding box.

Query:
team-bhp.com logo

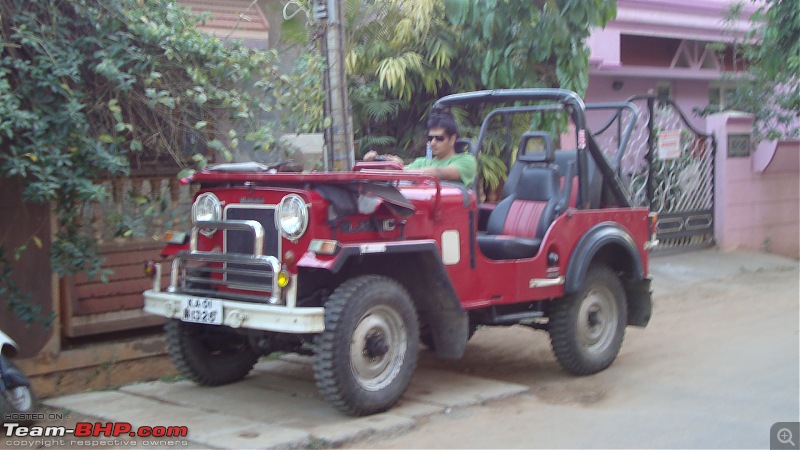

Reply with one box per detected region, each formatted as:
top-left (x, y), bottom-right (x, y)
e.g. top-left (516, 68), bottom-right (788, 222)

top-left (4, 421), bottom-right (189, 446)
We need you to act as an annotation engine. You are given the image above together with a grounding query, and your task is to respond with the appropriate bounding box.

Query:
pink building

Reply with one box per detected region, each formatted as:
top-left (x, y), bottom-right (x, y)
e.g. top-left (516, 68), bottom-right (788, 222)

top-left (585, 0), bottom-right (798, 257)
top-left (585, 0), bottom-right (756, 129)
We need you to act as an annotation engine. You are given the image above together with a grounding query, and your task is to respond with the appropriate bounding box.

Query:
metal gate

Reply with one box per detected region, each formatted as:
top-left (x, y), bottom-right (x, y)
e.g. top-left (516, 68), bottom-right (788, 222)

top-left (591, 96), bottom-right (716, 250)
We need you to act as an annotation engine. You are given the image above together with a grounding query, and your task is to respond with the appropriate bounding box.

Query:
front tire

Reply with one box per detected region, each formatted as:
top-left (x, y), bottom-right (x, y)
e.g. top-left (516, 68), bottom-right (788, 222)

top-left (549, 264), bottom-right (627, 375)
top-left (165, 320), bottom-right (258, 386)
top-left (313, 275), bottom-right (419, 416)
top-left (0, 360), bottom-right (38, 425)
top-left (421, 319), bottom-right (477, 351)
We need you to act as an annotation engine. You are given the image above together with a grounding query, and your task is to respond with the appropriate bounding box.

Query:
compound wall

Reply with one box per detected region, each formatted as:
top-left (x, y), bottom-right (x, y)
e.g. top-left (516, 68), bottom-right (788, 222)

top-left (708, 112), bottom-right (800, 258)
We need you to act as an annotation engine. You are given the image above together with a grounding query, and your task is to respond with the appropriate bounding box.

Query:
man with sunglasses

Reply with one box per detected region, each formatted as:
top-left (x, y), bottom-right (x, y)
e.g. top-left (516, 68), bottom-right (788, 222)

top-left (363, 108), bottom-right (477, 186)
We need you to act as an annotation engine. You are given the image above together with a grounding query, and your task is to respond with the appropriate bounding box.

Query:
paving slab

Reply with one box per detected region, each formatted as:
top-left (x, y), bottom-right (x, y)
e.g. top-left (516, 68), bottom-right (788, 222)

top-left (650, 248), bottom-right (798, 290)
top-left (404, 367), bottom-right (530, 407)
top-left (43, 354), bottom-right (529, 448)
top-left (44, 390), bottom-right (310, 449)
top-left (308, 413), bottom-right (416, 445)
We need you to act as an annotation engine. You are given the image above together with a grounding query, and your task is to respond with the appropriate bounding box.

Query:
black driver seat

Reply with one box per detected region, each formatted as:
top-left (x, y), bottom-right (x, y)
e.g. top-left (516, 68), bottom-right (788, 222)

top-left (477, 147), bottom-right (561, 260)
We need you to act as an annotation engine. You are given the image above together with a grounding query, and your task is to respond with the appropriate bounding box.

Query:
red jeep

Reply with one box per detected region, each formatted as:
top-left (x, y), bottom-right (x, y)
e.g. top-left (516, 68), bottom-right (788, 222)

top-left (143, 89), bottom-right (655, 416)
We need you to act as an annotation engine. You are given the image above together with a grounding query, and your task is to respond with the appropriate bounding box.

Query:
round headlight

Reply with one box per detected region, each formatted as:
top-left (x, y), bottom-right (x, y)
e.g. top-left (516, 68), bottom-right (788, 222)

top-left (275, 194), bottom-right (308, 240)
top-left (192, 193), bottom-right (222, 235)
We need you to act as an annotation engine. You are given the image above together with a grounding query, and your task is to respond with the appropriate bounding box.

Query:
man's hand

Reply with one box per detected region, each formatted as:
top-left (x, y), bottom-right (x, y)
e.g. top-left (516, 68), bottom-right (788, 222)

top-left (363, 151), bottom-right (403, 165)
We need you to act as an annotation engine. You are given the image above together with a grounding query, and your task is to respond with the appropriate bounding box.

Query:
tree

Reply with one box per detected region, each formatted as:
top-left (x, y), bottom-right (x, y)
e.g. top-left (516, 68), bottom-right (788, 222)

top-left (717, 0), bottom-right (799, 141)
top-left (330, 0), bottom-right (615, 196)
top-left (280, 0), bottom-right (615, 162)
top-left (343, 0), bottom-right (615, 157)
top-left (0, 0), bottom-right (299, 323)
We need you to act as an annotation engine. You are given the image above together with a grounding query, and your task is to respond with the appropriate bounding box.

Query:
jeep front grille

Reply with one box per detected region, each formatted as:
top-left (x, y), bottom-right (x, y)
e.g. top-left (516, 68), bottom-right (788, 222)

top-left (170, 218), bottom-right (282, 304)
top-left (224, 206), bottom-right (279, 287)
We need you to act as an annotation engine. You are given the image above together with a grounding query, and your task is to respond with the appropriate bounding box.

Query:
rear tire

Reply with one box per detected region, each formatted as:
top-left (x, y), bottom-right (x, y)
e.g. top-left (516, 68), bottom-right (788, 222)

top-left (549, 264), bottom-right (627, 375)
top-left (313, 275), bottom-right (419, 416)
top-left (165, 320), bottom-right (258, 386)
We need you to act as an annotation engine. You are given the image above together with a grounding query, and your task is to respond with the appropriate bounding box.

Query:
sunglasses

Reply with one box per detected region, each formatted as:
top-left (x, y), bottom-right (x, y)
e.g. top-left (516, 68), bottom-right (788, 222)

top-left (427, 135), bottom-right (447, 142)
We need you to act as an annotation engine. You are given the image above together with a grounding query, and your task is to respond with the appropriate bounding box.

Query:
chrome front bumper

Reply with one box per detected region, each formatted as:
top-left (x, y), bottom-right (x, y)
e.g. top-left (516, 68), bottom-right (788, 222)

top-left (143, 219), bottom-right (324, 333)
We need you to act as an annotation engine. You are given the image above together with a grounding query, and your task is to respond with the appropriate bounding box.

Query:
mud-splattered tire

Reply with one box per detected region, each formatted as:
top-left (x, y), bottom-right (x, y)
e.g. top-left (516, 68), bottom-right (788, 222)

top-left (549, 264), bottom-right (627, 375)
top-left (165, 320), bottom-right (258, 386)
top-left (313, 275), bottom-right (419, 416)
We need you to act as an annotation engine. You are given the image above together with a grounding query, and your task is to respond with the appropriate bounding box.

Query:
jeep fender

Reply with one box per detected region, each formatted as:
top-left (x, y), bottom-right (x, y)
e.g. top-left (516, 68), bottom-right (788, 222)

top-left (565, 222), bottom-right (651, 327)
top-left (298, 241), bottom-right (469, 359)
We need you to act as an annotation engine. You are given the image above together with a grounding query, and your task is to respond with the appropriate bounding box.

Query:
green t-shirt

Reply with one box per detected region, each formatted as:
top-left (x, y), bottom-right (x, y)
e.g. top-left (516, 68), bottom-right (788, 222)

top-left (405, 152), bottom-right (477, 186)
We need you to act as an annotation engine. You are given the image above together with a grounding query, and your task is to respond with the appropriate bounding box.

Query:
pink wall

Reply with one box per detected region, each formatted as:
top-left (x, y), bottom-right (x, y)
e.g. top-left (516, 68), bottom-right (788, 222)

top-left (586, 76), bottom-right (656, 103)
top-left (708, 113), bottom-right (800, 258)
top-left (670, 80), bottom-right (710, 131)
top-left (585, 76), bottom-right (710, 131)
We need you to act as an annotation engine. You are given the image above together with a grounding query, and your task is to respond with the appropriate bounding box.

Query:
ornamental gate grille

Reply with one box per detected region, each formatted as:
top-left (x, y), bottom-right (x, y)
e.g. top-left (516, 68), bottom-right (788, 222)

top-left (591, 96), bottom-right (716, 249)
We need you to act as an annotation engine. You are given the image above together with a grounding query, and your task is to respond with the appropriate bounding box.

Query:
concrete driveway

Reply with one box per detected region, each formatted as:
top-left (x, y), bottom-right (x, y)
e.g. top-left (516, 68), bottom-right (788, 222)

top-left (352, 249), bottom-right (800, 448)
top-left (37, 355), bottom-right (527, 448)
top-left (15, 249), bottom-right (800, 448)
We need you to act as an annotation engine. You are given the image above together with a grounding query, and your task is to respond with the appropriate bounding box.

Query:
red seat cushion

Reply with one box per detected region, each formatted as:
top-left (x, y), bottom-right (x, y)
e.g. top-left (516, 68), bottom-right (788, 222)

top-left (502, 200), bottom-right (547, 236)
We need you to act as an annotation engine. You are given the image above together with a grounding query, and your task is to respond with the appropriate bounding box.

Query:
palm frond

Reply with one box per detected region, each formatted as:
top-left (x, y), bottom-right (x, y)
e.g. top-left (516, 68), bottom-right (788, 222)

top-left (477, 153), bottom-right (508, 191)
top-left (357, 134), bottom-right (397, 153)
top-left (364, 98), bottom-right (405, 122)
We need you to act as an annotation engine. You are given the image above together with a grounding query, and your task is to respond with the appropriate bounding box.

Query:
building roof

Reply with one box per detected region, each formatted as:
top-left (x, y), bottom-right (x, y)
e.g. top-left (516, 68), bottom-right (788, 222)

top-left (177, 0), bottom-right (270, 41)
top-left (611, 0), bottom-right (757, 42)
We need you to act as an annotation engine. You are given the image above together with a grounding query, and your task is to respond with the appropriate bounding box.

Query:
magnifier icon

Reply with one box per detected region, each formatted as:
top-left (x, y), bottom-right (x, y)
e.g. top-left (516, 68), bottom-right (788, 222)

top-left (778, 428), bottom-right (795, 446)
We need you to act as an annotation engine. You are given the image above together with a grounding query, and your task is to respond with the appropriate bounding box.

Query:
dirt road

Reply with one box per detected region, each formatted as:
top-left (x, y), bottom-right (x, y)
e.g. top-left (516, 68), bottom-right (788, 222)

top-left (349, 252), bottom-right (800, 448)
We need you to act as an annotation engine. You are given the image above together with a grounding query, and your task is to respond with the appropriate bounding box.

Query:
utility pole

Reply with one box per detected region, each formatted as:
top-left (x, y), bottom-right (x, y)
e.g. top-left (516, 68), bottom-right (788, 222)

top-left (313, 0), bottom-right (354, 171)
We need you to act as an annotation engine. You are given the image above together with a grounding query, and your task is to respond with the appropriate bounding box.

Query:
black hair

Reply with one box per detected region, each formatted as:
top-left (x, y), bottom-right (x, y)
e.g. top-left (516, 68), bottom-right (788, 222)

top-left (427, 106), bottom-right (459, 138)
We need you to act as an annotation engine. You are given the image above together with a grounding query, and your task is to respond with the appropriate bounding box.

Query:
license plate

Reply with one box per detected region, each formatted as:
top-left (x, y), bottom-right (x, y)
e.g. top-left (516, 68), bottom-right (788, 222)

top-left (180, 298), bottom-right (223, 325)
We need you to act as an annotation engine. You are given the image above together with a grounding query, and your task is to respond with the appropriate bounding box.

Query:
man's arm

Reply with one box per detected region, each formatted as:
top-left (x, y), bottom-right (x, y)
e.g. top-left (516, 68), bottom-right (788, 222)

top-left (419, 166), bottom-right (461, 182)
top-left (408, 154), bottom-right (476, 185)
top-left (448, 153), bottom-right (477, 185)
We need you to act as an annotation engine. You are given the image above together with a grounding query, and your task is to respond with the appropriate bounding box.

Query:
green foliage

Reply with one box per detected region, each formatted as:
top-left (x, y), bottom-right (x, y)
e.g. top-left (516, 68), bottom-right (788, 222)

top-left (320, 0), bottom-right (615, 189)
top-left (280, 0), bottom-right (614, 161)
top-left (477, 153), bottom-right (507, 192)
top-left (277, 52), bottom-right (327, 133)
top-left (341, 0), bottom-right (441, 154)
top-left (0, 246), bottom-right (55, 327)
top-left (444, 0), bottom-right (614, 93)
top-left (745, 0), bottom-right (799, 87)
top-left (709, 0), bottom-right (799, 141)
top-left (0, 0), bottom-right (311, 322)
top-left (103, 187), bottom-right (185, 240)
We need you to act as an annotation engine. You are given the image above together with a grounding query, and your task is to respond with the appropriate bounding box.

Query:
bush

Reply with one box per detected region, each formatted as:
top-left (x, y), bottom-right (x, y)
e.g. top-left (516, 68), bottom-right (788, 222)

top-left (0, 0), bottom-right (298, 322)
